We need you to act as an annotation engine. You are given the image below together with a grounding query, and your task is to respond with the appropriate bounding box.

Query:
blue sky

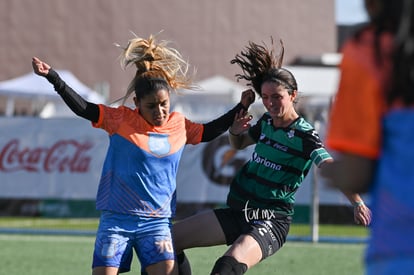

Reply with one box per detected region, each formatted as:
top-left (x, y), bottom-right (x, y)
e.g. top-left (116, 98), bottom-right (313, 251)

top-left (336, 0), bottom-right (368, 25)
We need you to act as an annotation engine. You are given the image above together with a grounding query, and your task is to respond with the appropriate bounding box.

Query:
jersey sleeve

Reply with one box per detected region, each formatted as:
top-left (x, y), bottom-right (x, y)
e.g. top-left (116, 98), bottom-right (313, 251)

top-left (310, 147), bottom-right (333, 167)
top-left (325, 38), bottom-right (386, 159)
top-left (185, 118), bottom-right (204, 145)
top-left (92, 104), bottom-right (128, 135)
top-left (201, 103), bottom-right (246, 142)
top-left (303, 128), bottom-right (333, 167)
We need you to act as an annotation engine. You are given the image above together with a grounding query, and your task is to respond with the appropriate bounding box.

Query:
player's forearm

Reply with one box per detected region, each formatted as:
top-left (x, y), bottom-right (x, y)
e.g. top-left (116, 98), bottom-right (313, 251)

top-left (46, 69), bottom-right (100, 122)
top-left (201, 103), bottom-right (246, 142)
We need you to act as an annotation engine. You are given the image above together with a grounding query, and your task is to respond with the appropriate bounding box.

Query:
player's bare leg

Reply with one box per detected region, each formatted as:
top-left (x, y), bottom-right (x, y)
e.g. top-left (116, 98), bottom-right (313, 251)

top-left (145, 259), bottom-right (178, 275)
top-left (173, 209), bottom-right (226, 253)
top-left (92, 266), bottom-right (119, 275)
top-left (224, 234), bottom-right (262, 268)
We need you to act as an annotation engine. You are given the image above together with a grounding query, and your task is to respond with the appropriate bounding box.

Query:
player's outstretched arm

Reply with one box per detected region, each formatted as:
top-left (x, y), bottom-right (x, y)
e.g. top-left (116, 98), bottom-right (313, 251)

top-left (32, 57), bottom-right (51, 76)
top-left (31, 57), bottom-right (100, 122)
top-left (200, 89), bottom-right (255, 142)
top-left (320, 159), bottom-right (372, 226)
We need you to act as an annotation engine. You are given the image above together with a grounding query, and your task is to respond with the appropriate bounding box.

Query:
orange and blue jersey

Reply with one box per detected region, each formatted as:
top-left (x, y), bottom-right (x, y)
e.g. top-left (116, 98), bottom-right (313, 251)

top-left (369, 110), bottom-right (414, 263)
top-left (326, 28), bottom-right (393, 159)
top-left (92, 104), bottom-right (204, 218)
top-left (326, 28), bottom-right (414, 267)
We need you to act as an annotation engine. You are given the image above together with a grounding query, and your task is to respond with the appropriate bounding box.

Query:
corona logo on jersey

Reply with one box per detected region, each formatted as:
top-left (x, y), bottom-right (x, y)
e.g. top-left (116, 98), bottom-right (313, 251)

top-left (201, 135), bottom-right (251, 186)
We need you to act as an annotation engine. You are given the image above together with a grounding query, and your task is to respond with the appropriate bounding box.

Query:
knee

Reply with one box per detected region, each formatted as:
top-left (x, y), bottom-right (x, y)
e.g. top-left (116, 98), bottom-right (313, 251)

top-left (210, 256), bottom-right (248, 275)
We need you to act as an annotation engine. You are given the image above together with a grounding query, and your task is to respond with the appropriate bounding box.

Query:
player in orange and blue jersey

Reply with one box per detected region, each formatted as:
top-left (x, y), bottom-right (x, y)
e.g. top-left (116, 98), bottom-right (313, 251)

top-left (32, 34), bottom-right (255, 275)
top-left (322, 1), bottom-right (414, 274)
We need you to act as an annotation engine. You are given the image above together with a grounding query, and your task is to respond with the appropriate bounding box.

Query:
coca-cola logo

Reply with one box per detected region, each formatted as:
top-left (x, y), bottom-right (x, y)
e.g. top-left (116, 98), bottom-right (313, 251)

top-left (0, 139), bottom-right (93, 173)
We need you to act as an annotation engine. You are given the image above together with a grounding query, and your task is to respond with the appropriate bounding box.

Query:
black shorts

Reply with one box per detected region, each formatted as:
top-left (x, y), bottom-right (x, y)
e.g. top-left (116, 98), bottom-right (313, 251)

top-left (214, 207), bottom-right (291, 260)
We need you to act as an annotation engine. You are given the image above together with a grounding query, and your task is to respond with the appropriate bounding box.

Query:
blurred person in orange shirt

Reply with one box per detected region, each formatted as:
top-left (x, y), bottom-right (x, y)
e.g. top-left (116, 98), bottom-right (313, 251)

top-left (321, 0), bottom-right (414, 274)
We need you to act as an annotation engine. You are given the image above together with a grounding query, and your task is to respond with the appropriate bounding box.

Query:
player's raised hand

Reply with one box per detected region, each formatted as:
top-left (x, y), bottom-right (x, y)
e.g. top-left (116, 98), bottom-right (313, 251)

top-left (240, 89), bottom-right (255, 109)
top-left (32, 57), bottom-right (51, 76)
top-left (229, 109), bottom-right (253, 136)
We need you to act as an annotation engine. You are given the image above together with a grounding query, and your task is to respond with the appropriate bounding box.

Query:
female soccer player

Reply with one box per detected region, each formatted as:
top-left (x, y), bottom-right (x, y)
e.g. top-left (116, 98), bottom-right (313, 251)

top-left (32, 33), bottom-right (254, 275)
top-left (173, 38), bottom-right (371, 275)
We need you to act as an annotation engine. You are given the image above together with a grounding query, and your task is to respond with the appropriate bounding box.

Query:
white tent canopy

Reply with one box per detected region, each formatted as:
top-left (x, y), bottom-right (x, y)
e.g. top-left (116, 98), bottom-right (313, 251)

top-left (284, 66), bottom-right (339, 120)
top-left (171, 75), bottom-right (246, 122)
top-left (0, 70), bottom-right (105, 117)
top-left (171, 67), bottom-right (339, 122)
top-left (285, 66), bottom-right (339, 97)
top-left (0, 66), bottom-right (338, 118)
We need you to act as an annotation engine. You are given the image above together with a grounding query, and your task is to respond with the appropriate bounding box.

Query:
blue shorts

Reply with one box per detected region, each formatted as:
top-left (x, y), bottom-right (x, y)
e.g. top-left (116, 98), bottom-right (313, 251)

top-left (366, 256), bottom-right (414, 275)
top-left (92, 211), bottom-right (174, 273)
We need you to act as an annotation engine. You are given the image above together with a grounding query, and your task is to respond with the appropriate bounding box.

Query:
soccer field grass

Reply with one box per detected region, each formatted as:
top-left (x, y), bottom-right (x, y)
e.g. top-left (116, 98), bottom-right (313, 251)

top-left (0, 217), bottom-right (369, 238)
top-left (0, 234), bottom-right (366, 275)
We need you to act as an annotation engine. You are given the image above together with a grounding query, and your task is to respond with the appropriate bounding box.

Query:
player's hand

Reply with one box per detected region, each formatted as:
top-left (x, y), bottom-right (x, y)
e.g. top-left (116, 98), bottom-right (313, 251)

top-left (32, 57), bottom-right (51, 76)
top-left (354, 203), bottom-right (372, 226)
top-left (240, 89), bottom-right (255, 109)
top-left (229, 109), bottom-right (253, 136)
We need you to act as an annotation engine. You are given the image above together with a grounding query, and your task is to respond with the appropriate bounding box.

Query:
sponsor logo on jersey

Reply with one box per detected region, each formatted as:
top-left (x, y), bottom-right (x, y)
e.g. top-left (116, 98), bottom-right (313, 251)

top-left (251, 152), bottom-right (282, 171)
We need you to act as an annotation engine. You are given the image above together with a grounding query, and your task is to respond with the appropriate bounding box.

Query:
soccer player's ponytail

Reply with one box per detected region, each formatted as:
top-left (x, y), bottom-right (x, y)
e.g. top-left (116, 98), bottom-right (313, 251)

top-left (112, 32), bottom-right (196, 105)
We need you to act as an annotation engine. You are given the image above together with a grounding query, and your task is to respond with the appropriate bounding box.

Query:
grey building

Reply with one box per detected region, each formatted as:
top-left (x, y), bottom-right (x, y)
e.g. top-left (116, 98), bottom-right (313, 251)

top-left (0, 0), bottom-right (336, 106)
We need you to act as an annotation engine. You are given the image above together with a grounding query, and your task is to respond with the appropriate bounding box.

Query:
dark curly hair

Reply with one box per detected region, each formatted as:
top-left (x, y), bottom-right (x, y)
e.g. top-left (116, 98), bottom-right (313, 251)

top-left (357, 0), bottom-right (414, 105)
top-left (230, 38), bottom-right (297, 98)
top-left (389, 0), bottom-right (414, 105)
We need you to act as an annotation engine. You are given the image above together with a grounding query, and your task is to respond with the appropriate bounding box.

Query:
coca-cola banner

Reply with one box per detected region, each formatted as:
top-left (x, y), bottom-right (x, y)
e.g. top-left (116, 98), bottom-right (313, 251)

top-left (0, 117), bottom-right (360, 205)
top-left (0, 117), bottom-right (107, 199)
